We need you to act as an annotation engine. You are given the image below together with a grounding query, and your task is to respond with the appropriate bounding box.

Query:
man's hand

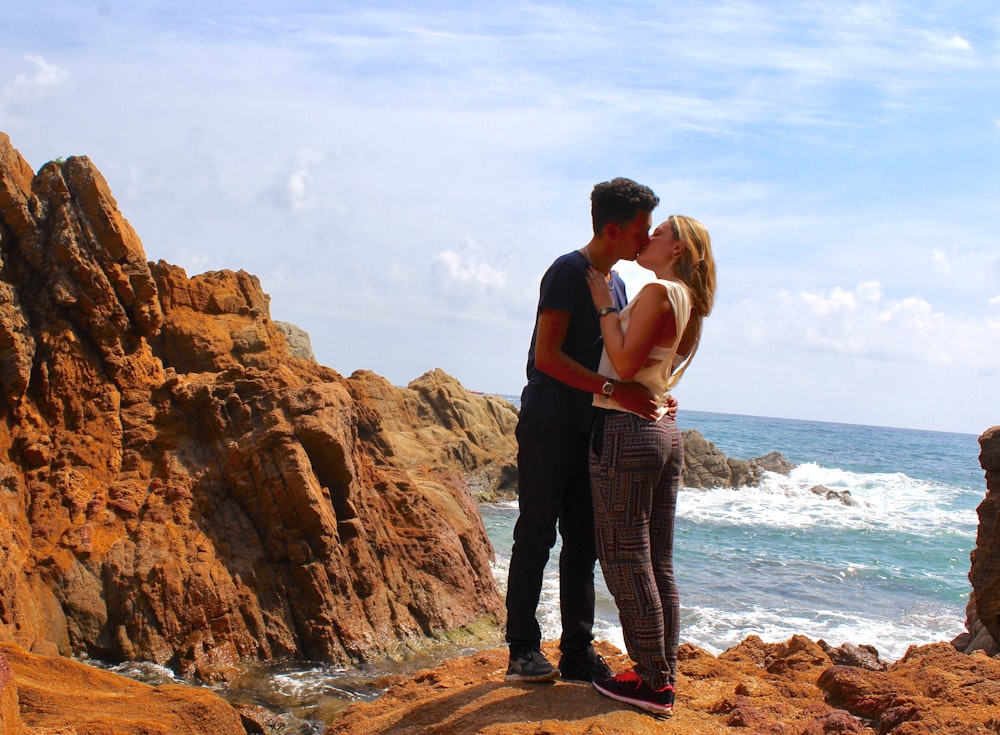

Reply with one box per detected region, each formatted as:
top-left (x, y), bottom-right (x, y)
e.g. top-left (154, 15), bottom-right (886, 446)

top-left (610, 381), bottom-right (659, 420)
top-left (664, 393), bottom-right (678, 419)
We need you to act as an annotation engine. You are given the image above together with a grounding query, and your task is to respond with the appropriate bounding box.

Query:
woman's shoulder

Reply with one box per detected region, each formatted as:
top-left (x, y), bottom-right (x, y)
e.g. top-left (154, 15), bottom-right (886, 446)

top-left (636, 278), bottom-right (687, 299)
top-left (635, 279), bottom-right (691, 316)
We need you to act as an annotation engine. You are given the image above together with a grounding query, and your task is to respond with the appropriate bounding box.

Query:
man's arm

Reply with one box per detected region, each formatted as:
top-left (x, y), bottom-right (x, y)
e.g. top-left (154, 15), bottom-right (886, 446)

top-left (534, 308), bottom-right (659, 420)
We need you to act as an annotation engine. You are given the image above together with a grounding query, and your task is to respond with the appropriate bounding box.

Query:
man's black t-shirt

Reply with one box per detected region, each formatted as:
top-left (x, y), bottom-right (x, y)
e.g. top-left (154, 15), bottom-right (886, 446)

top-left (520, 250), bottom-right (627, 434)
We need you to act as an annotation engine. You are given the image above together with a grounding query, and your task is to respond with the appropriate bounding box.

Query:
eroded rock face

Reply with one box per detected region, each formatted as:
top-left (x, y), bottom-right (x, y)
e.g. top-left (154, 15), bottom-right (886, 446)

top-left (0, 132), bottom-right (501, 681)
top-left (348, 369), bottom-right (520, 501)
top-left (956, 425), bottom-right (1000, 655)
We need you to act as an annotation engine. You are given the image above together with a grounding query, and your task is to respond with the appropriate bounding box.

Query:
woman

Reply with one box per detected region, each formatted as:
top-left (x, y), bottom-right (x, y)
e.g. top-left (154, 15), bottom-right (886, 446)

top-left (584, 215), bottom-right (716, 715)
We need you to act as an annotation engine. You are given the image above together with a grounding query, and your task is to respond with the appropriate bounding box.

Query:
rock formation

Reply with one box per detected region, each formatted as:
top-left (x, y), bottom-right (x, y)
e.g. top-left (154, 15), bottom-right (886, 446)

top-left (323, 636), bottom-right (1000, 735)
top-left (347, 369), bottom-right (519, 502)
top-left (954, 425), bottom-right (1000, 655)
top-left (346, 371), bottom-right (787, 502)
top-left (0, 131), bottom-right (502, 683)
top-left (0, 642), bottom-right (246, 735)
top-left (680, 431), bottom-right (792, 489)
top-left (274, 320), bottom-right (317, 362)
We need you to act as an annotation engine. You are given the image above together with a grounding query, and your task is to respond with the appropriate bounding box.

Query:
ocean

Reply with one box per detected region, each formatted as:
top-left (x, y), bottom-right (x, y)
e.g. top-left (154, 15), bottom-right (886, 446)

top-left (484, 407), bottom-right (984, 663)
top-left (102, 409), bottom-right (988, 733)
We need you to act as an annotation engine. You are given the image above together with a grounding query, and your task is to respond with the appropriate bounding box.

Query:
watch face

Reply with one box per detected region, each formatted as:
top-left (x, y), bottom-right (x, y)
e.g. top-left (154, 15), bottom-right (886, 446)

top-left (602, 381), bottom-right (614, 396)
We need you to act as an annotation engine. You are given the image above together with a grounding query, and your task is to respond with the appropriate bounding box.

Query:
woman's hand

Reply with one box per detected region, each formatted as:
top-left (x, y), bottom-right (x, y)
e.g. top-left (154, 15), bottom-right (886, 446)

top-left (585, 267), bottom-right (614, 310)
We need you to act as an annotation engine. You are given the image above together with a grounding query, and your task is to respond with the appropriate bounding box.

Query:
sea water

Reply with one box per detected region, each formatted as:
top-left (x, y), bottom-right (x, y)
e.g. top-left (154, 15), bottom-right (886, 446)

top-left (484, 407), bottom-right (985, 663)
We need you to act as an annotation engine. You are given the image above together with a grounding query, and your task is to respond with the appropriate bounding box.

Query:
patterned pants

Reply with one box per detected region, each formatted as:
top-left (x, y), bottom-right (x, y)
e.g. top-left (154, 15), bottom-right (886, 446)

top-left (589, 410), bottom-right (683, 690)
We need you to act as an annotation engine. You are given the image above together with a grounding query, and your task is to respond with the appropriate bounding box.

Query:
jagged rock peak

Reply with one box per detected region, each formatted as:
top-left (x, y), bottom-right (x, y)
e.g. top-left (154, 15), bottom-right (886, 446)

top-left (0, 131), bottom-right (502, 682)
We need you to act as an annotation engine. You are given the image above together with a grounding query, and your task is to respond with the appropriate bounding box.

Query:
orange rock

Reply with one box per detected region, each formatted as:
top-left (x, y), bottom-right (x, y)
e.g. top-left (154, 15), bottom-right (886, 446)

top-left (0, 132), bottom-right (503, 681)
top-left (324, 637), bottom-right (1000, 735)
top-left (1, 643), bottom-right (244, 735)
top-left (964, 427), bottom-right (1000, 654)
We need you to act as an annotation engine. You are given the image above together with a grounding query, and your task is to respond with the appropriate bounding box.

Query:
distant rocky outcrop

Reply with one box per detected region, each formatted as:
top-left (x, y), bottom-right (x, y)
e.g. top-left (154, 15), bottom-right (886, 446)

top-left (347, 369), bottom-right (519, 502)
top-left (359, 375), bottom-right (790, 501)
top-left (0, 132), bottom-right (502, 684)
top-left (954, 425), bottom-right (1000, 656)
top-left (275, 320), bottom-right (317, 362)
top-left (680, 431), bottom-right (793, 489)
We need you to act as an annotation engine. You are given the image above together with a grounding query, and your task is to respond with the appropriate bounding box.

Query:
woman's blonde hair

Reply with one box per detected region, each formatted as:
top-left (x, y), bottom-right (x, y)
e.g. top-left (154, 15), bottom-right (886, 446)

top-left (669, 215), bottom-right (715, 318)
top-left (663, 214), bottom-right (716, 388)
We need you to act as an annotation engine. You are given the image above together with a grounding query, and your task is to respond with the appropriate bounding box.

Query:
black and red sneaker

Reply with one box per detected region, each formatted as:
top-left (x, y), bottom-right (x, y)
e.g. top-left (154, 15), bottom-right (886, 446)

top-left (593, 668), bottom-right (674, 715)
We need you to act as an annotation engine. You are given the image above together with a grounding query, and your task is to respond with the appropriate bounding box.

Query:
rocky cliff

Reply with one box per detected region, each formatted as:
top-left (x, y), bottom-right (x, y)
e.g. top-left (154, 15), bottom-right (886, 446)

top-left (954, 426), bottom-right (1000, 656)
top-left (0, 131), bottom-right (503, 683)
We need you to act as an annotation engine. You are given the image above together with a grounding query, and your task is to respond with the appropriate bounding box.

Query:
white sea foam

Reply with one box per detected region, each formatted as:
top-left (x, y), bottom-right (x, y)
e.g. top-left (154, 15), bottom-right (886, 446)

top-left (678, 464), bottom-right (979, 537)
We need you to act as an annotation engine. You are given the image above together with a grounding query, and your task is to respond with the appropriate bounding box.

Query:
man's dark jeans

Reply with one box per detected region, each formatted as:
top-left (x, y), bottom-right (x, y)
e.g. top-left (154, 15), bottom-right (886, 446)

top-left (504, 408), bottom-right (597, 657)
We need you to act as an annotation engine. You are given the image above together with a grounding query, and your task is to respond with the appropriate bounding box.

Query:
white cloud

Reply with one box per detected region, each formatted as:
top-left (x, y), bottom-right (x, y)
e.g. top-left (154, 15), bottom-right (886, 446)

top-left (713, 282), bottom-right (1000, 372)
top-left (946, 33), bottom-right (973, 51)
top-left (8, 55), bottom-right (70, 96)
top-left (931, 248), bottom-right (952, 276)
top-left (434, 247), bottom-right (507, 289)
top-left (0, 55), bottom-right (71, 124)
top-left (277, 148), bottom-right (327, 211)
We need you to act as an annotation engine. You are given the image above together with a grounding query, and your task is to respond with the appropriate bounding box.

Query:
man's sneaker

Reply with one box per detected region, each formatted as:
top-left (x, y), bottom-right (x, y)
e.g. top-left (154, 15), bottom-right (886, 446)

top-left (593, 668), bottom-right (675, 714)
top-left (558, 648), bottom-right (614, 683)
top-left (505, 649), bottom-right (561, 682)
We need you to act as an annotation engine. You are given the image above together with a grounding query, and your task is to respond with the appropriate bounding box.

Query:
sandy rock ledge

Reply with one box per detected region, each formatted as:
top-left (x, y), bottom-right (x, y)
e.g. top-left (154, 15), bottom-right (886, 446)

top-left (324, 638), bottom-right (1000, 735)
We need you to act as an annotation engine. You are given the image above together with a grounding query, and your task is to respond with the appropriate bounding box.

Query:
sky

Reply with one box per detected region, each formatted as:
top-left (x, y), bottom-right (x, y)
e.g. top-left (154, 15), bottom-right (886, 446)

top-left (1, 1), bottom-right (998, 435)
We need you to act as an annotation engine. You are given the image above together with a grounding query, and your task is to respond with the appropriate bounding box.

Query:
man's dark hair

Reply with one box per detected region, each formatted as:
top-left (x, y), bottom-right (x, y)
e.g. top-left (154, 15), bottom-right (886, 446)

top-left (591, 178), bottom-right (660, 234)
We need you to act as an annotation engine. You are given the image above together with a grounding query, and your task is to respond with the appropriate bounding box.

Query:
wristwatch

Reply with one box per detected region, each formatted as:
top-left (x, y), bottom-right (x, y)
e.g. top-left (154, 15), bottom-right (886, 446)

top-left (596, 306), bottom-right (618, 318)
top-left (601, 379), bottom-right (616, 397)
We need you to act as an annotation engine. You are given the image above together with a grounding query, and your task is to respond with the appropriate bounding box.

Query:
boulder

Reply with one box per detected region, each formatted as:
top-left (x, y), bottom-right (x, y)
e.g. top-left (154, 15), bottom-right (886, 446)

top-left (680, 429), bottom-right (784, 488)
top-left (275, 320), bottom-right (317, 362)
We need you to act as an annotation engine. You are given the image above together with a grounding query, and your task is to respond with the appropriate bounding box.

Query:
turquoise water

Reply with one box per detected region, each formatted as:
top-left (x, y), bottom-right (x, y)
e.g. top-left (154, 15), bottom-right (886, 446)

top-left (485, 408), bottom-right (985, 662)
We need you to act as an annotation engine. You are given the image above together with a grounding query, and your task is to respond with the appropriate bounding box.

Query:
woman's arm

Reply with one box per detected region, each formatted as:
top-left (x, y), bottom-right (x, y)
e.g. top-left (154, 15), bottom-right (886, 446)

top-left (585, 269), bottom-right (675, 379)
top-left (535, 305), bottom-right (660, 419)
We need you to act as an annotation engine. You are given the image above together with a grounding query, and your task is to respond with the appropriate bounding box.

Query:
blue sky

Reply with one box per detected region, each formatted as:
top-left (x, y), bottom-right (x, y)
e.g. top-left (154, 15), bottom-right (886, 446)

top-left (2, 1), bottom-right (998, 434)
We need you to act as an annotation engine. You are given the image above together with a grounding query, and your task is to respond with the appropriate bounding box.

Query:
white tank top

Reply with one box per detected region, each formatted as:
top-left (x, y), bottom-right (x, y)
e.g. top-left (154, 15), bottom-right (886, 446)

top-left (593, 279), bottom-right (692, 420)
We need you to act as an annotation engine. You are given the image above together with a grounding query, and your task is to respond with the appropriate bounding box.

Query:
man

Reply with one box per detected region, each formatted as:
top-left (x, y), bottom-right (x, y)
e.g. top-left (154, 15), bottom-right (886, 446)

top-left (505, 178), bottom-right (663, 683)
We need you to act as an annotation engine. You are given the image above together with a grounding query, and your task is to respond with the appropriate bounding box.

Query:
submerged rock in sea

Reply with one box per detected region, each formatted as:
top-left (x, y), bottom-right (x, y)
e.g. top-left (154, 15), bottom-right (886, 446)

top-left (680, 429), bottom-right (790, 488)
top-left (0, 131), bottom-right (502, 682)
